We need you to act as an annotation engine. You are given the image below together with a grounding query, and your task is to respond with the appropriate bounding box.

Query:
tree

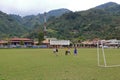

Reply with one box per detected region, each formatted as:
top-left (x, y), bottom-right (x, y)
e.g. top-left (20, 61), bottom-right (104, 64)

top-left (38, 32), bottom-right (44, 45)
top-left (20, 40), bottom-right (24, 45)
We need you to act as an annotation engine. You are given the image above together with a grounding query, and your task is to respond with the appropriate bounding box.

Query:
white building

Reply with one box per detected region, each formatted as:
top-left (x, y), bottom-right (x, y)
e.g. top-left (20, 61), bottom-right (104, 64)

top-left (50, 40), bottom-right (70, 46)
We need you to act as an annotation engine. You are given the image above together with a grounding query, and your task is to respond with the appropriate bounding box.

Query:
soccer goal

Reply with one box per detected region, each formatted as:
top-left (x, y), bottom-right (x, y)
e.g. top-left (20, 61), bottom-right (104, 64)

top-left (97, 41), bottom-right (120, 67)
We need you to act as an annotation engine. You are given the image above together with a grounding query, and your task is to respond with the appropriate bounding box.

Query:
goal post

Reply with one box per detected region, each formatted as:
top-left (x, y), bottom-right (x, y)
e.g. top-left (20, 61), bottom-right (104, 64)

top-left (97, 41), bottom-right (120, 67)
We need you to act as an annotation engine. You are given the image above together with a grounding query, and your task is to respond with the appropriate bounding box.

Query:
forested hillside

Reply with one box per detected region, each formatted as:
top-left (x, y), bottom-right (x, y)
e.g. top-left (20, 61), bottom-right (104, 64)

top-left (23, 8), bottom-right (71, 29)
top-left (0, 11), bottom-right (27, 39)
top-left (0, 2), bottom-right (120, 40)
top-left (45, 2), bottom-right (120, 40)
top-left (0, 8), bottom-right (70, 39)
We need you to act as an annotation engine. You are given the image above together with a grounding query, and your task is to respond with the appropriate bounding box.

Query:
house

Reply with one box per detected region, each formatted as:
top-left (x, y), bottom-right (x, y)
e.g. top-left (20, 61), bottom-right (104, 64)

top-left (9, 38), bottom-right (33, 45)
top-left (105, 39), bottom-right (120, 48)
top-left (33, 38), bottom-right (57, 48)
top-left (0, 40), bottom-right (8, 46)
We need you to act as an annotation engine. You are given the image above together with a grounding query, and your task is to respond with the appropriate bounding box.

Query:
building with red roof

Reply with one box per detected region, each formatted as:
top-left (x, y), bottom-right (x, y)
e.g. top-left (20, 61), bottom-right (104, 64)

top-left (9, 38), bottom-right (33, 45)
top-left (0, 40), bottom-right (8, 45)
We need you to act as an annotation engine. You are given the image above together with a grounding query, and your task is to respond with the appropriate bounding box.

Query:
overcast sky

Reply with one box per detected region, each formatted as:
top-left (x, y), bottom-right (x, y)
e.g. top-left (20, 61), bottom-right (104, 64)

top-left (0, 0), bottom-right (120, 16)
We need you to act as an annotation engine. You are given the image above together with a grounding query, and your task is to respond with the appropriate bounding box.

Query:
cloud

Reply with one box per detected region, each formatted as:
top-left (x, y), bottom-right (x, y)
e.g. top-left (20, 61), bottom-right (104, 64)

top-left (0, 0), bottom-right (120, 16)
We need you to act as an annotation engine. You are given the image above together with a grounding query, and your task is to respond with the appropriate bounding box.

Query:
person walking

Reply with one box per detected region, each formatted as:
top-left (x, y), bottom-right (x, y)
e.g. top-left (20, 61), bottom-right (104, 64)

top-left (53, 47), bottom-right (56, 53)
top-left (65, 47), bottom-right (68, 55)
top-left (67, 47), bottom-right (71, 55)
top-left (53, 46), bottom-right (58, 56)
top-left (55, 46), bottom-right (58, 56)
top-left (74, 47), bottom-right (77, 56)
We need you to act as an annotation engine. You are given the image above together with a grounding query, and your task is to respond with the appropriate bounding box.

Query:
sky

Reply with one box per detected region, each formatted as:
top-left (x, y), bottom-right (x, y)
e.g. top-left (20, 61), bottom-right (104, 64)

top-left (0, 0), bottom-right (120, 16)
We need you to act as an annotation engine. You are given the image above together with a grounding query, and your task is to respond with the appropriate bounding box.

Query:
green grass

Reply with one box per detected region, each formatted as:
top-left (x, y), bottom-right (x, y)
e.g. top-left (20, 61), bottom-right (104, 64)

top-left (0, 48), bottom-right (120, 80)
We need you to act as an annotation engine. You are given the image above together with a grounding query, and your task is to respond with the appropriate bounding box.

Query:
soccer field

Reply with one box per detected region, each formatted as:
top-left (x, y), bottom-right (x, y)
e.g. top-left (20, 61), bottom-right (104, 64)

top-left (0, 48), bottom-right (120, 80)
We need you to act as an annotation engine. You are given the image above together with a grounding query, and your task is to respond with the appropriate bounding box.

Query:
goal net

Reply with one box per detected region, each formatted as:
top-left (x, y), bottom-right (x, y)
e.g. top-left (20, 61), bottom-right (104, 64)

top-left (97, 41), bottom-right (120, 67)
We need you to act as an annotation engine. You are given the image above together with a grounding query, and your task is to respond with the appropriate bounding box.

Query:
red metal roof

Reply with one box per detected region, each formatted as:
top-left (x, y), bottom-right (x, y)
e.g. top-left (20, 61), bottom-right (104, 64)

top-left (10, 38), bottom-right (32, 41)
top-left (0, 40), bottom-right (8, 44)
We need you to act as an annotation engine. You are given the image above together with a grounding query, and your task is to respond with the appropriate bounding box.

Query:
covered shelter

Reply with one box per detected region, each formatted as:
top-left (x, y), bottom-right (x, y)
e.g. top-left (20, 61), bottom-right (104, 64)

top-left (9, 38), bottom-right (33, 45)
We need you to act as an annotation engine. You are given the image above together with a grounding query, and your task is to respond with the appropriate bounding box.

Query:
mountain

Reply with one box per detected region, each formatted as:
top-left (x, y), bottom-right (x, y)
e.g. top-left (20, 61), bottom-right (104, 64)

top-left (23, 8), bottom-right (71, 29)
top-left (0, 3), bottom-right (120, 40)
top-left (41, 2), bottom-right (120, 40)
top-left (0, 8), bottom-right (71, 39)
top-left (1, 2), bottom-right (119, 40)
top-left (46, 8), bottom-right (71, 17)
top-left (95, 2), bottom-right (119, 9)
top-left (94, 2), bottom-right (120, 14)
top-left (0, 11), bottom-right (27, 39)
top-left (9, 14), bottom-right (23, 24)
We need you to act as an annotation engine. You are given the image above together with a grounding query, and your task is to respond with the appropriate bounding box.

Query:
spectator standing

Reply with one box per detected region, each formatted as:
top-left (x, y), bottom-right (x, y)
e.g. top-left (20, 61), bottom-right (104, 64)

top-left (74, 47), bottom-right (77, 56)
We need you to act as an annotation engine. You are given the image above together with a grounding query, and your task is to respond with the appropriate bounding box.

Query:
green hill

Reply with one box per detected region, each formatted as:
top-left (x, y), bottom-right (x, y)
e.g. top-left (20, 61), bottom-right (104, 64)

top-left (45, 2), bottom-right (120, 40)
top-left (23, 8), bottom-right (71, 29)
top-left (0, 11), bottom-right (27, 39)
top-left (0, 8), bottom-right (71, 39)
top-left (0, 3), bottom-right (120, 40)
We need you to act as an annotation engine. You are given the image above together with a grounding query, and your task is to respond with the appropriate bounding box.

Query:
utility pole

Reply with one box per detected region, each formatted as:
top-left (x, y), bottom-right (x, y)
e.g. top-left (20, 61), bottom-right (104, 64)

top-left (44, 12), bottom-right (47, 39)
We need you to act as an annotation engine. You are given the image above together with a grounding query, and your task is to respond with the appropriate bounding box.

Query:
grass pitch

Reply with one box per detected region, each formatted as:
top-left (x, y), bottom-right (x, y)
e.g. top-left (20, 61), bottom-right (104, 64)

top-left (0, 48), bottom-right (120, 80)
